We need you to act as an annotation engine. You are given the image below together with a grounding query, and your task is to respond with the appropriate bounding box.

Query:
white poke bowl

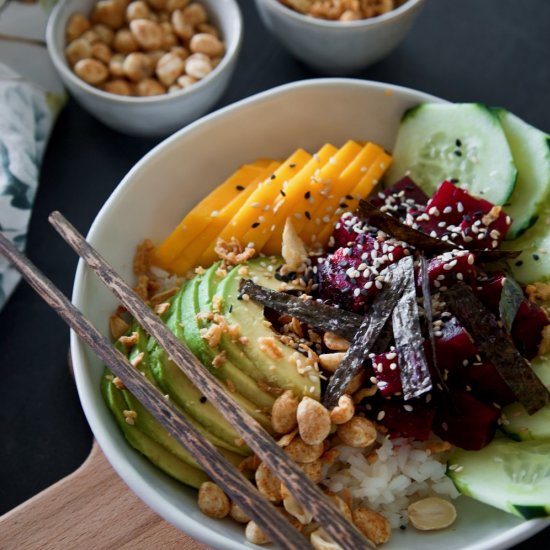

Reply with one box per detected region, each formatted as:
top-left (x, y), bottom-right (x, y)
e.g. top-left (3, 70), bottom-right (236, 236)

top-left (71, 79), bottom-right (549, 549)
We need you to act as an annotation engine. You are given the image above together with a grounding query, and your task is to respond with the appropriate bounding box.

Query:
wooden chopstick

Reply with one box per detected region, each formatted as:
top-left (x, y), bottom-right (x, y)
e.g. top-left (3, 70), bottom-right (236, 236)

top-left (48, 211), bottom-right (373, 550)
top-left (0, 231), bottom-right (309, 550)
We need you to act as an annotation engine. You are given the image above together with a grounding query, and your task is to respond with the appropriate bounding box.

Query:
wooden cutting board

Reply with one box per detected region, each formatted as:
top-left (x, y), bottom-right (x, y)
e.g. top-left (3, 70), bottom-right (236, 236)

top-left (0, 442), bottom-right (212, 550)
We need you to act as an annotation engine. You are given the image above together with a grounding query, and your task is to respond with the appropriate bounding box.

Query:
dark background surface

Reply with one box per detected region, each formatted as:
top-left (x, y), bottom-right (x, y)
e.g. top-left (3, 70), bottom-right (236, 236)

top-left (1, 0), bottom-right (549, 547)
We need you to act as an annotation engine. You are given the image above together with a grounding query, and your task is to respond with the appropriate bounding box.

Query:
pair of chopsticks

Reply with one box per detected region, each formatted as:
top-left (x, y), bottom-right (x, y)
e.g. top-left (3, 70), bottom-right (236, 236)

top-left (0, 212), bottom-right (372, 550)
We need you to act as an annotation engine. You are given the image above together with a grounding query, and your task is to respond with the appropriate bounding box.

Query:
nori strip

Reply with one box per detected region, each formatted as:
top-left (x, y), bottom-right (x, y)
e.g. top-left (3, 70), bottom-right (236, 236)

top-left (392, 257), bottom-right (432, 400)
top-left (443, 284), bottom-right (550, 415)
top-left (357, 200), bottom-right (520, 262)
top-left (499, 275), bottom-right (524, 333)
top-left (323, 256), bottom-right (412, 409)
top-left (238, 279), bottom-right (363, 338)
top-left (420, 255), bottom-right (448, 394)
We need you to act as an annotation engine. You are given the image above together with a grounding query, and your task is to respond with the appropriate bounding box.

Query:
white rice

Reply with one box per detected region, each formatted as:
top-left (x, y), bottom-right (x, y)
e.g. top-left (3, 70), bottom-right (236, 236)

top-left (323, 433), bottom-right (460, 529)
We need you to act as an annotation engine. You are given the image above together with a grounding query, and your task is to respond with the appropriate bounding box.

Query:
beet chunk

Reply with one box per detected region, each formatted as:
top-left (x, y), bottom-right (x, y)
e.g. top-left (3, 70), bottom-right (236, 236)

top-left (463, 360), bottom-right (516, 407)
top-left (414, 181), bottom-right (512, 250)
top-left (371, 348), bottom-right (403, 397)
top-left (369, 176), bottom-right (429, 221)
top-left (433, 315), bottom-right (478, 372)
top-left (423, 250), bottom-right (477, 292)
top-left (374, 397), bottom-right (436, 441)
top-left (433, 389), bottom-right (500, 450)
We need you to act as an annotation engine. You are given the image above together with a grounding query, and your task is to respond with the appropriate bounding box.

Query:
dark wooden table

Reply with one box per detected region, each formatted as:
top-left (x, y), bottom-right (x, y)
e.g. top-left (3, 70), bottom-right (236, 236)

top-left (1, 0), bottom-right (549, 547)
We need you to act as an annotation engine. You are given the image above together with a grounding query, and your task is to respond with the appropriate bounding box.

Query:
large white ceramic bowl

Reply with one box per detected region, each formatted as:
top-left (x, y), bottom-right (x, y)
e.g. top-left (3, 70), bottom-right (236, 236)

top-left (71, 79), bottom-right (549, 549)
top-left (46, 0), bottom-right (242, 137)
top-left (254, 0), bottom-right (426, 74)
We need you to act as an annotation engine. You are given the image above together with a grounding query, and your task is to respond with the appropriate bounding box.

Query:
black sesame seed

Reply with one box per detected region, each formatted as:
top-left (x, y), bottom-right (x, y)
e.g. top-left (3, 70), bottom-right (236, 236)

top-left (251, 222), bottom-right (260, 228)
top-left (235, 185), bottom-right (245, 191)
top-left (455, 138), bottom-right (462, 147)
top-left (450, 178), bottom-right (459, 184)
top-left (270, 174), bottom-right (276, 180)
top-left (339, 202), bottom-right (348, 208)
top-left (515, 260), bottom-right (523, 267)
top-left (454, 150), bottom-right (462, 156)
top-left (533, 254), bottom-right (540, 261)
top-left (289, 163), bottom-right (296, 168)
top-left (345, 194), bottom-right (354, 200)
top-left (305, 211), bottom-right (311, 220)
top-left (280, 190), bottom-right (286, 197)
top-left (304, 191), bottom-right (311, 199)
top-left (199, 396), bottom-right (207, 403)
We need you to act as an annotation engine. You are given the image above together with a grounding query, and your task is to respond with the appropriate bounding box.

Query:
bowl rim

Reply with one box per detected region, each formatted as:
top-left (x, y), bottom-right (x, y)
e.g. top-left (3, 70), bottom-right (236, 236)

top-left (256, 0), bottom-right (426, 30)
top-left (46, 0), bottom-right (243, 105)
top-left (71, 77), bottom-right (550, 550)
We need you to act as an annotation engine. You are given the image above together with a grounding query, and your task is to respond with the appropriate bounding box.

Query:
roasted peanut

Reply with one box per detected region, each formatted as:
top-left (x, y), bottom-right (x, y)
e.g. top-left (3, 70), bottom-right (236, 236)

top-left (113, 28), bottom-right (139, 53)
top-left (135, 77), bottom-right (166, 95)
top-left (345, 369), bottom-right (366, 395)
top-left (171, 9), bottom-right (194, 40)
top-left (109, 314), bottom-right (130, 339)
top-left (109, 53), bottom-right (126, 76)
top-left (80, 29), bottom-right (102, 44)
top-left (327, 494), bottom-right (352, 522)
top-left (283, 493), bottom-right (313, 525)
top-left (155, 51), bottom-right (185, 85)
top-left (336, 416), bottom-right (377, 448)
top-left (167, 83), bottom-right (181, 93)
top-left (65, 38), bottom-right (93, 66)
top-left (245, 521), bottom-right (270, 545)
top-left (323, 331), bottom-right (351, 351)
top-left (92, 0), bottom-right (126, 29)
top-left (271, 390), bottom-right (299, 434)
top-left (66, 13), bottom-right (92, 42)
top-left (181, 2), bottom-right (208, 25)
top-left (91, 42), bottom-right (113, 64)
top-left (159, 22), bottom-right (178, 48)
top-left (310, 528), bottom-right (343, 550)
top-left (123, 52), bottom-right (154, 81)
top-left (197, 481), bottom-right (230, 518)
top-left (297, 397), bottom-right (331, 446)
top-left (103, 78), bottom-right (133, 95)
top-left (189, 32), bottom-right (224, 57)
top-left (126, 1), bottom-right (152, 21)
top-left (318, 352), bottom-right (345, 373)
top-left (130, 18), bottom-right (163, 50)
top-left (166, 0), bottom-right (189, 12)
top-left (255, 462), bottom-right (282, 502)
top-left (407, 497), bottom-right (457, 531)
top-left (184, 52), bottom-right (212, 79)
top-left (229, 502), bottom-right (250, 524)
top-left (197, 21), bottom-right (219, 37)
top-left (352, 508), bottom-right (391, 545)
top-left (171, 45), bottom-right (190, 60)
top-left (281, 459), bottom-right (322, 499)
top-left (281, 218), bottom-right (308, 273)
top-left (147, 48), bottom-right (165, 65)
top-left (284, 437), bottom-right (324, 463)
top-left (330, 394), bottom-right (354, 425)
top-left (146, 0), bottom-right (167, 10)
top-left (74, 58), bottom-right (109, 85)
top-left (92, 23), bottom-right (115, 45)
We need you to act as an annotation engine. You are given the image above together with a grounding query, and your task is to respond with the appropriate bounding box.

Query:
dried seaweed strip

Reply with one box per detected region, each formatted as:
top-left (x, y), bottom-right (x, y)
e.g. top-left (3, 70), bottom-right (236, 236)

top-left (357, 200), bottom-right (521, 262)
top-left (358, 200), bottom-right (454, 254)
top-left (392, 257), bottom-right (432, 400)
top-left (420, 255), bottom-right (448, 394)
top-left (443, 284), bottom-right (550, 415)
top-left (239, 279), bottom-right (363, 337)
top-left (323, 256), bottom-right (412, 409)
top-left (499, 275), bottom-right (524, 333)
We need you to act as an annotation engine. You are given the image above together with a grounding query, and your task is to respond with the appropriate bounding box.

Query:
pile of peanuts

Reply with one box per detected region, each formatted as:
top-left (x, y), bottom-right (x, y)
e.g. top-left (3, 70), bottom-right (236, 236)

top-left (64, 0), bottom-right (225, 97)
top-left (280, 0), bottom-right (396, 21)
top-left (197, 328), bottom-right (457, 547)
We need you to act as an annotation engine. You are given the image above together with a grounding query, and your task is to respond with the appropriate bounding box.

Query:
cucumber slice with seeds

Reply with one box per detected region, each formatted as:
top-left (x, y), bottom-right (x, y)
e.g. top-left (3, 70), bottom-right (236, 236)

top-left (448, 438), bottom-right (550, 518)
top-left (495, 108), bottom-right (550, 239)
top-left (386, 103), bottom-right (517, 205)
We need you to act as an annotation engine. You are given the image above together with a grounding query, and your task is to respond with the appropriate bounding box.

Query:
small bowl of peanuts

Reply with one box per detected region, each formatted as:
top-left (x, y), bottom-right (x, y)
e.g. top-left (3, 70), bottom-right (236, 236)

top-left (254, 0), bottom-right (426, 74)
top-left (46, 0), bottom-right (242, 137)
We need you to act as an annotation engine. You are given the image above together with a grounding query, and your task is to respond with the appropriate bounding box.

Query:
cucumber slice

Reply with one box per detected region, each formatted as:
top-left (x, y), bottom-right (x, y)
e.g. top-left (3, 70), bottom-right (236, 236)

top-left (502, 203), bottom-right (550, 284)
top-left (386, 103), bottom-right (517, 204)
top-left (448, 438), bottom-right (550, 518)
top-left (495, 109), bottom-right (550, 239)
top-left (501, 354), bottom-right (550, 441)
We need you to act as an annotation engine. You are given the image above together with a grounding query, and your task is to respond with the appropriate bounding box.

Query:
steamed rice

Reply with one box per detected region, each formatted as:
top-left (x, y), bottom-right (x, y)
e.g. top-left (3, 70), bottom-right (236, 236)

top-left (323, 433), bottom-right (460, 529)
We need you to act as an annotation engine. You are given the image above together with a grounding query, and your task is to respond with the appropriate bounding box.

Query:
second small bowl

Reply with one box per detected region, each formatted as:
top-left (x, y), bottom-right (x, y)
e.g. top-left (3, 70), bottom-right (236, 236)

top-left (254, 0), bottom-right (426, 74)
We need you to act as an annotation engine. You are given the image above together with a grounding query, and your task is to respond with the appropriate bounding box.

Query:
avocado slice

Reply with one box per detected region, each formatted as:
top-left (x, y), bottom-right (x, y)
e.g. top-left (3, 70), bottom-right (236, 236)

top-left (101, 373), bottom-right (209, 489)
top-left (218, 258), bottom-right (321, 400)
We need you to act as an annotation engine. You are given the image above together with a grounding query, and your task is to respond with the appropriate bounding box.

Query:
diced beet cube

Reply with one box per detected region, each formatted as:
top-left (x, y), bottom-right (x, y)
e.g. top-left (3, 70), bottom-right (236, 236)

top-left (513, 300), bottom-right (550, 360)
top-left (317, 233), bottom-right (406, 312)
top-left (433, 316), bottom-right (478, 372)
top-left (475, 271), bottom-right (506, 312)
top-left (374, 397), bottom-right (436, 441)
top-left (433, 389), bottom-right (500, 450)
top-left (421, 250), bottom-right (477, 292)
top-left (414, 181), bottom-right (512, 250)
top-left (330, 212), bottom-right (365, 249)
top-left (369, 176), bottom-right (429, 221)
top-left (371, 348), bottom-right (403, 397)
top-left (463, 360), bottom-right (516, 407)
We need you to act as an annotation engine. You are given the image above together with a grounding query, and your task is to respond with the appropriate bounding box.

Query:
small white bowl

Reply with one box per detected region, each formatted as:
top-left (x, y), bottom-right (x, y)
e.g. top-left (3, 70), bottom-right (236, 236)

top-left (254, 0), bottom-right (426, 74)
top-left (71, 78), bottom-right (550, 549)
top-left (46, 0), bottom-right (242, 137)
